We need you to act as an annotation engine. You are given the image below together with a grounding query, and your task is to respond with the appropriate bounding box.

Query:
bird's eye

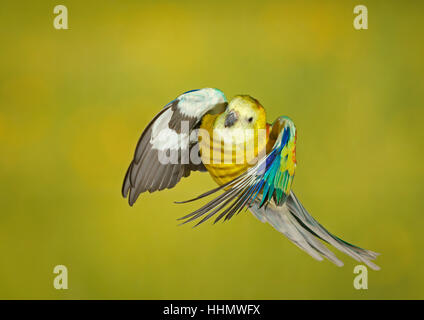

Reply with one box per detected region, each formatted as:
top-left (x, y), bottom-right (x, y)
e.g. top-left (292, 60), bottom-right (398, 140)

top-left (248, 117), bottom-right (253, 123)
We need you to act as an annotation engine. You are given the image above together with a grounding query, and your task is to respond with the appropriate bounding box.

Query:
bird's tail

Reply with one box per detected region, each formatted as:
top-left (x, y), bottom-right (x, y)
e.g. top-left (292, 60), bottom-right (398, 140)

top-left (249, 191), bottom-right (380, 270)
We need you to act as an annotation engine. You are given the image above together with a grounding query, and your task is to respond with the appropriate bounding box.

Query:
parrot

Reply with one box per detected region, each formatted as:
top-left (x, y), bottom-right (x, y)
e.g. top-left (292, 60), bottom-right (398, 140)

top-left (122, 88), bottom-right (380, 270)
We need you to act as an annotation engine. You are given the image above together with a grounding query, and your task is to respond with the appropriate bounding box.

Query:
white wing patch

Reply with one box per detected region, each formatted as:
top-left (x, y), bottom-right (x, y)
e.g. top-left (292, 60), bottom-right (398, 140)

top-left (178, 88), bottom-right (226, 118)
top-left (150, 108), bottom-right (189, 151)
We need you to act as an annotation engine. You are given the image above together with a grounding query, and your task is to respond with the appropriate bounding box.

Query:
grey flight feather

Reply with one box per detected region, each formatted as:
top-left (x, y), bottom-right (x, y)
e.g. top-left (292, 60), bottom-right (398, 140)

top-left (249, 191), bottom-right (380, 270)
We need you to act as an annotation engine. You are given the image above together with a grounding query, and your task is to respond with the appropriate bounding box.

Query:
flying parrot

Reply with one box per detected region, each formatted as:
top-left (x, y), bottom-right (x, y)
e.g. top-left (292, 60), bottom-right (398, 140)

top-left (122, 88), bottom-right (380, 270)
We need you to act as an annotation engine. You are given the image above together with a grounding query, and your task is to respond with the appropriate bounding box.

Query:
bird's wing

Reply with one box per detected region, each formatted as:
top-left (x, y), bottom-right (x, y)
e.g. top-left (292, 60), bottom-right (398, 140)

top-left (177, 116), bottom-right (297, 225)
top-left (122, 88), bottom-right (228, 206)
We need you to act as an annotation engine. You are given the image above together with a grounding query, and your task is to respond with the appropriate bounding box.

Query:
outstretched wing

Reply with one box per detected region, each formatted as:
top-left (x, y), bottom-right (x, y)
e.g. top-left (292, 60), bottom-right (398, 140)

top-left (178, 116), bottom-right (297, 225)
top-left (122, 88), bottom-right (228, 206)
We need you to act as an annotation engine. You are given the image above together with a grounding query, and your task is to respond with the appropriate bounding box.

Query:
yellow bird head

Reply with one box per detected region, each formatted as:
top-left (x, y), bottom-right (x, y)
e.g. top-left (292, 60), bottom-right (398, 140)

top-left (215, 95), bottom-right (266, 130)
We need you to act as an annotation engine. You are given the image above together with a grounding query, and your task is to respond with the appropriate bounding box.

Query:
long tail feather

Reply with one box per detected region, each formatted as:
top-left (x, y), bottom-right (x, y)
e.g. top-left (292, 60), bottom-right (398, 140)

top-left (250, 192), bottom-right (380, 270)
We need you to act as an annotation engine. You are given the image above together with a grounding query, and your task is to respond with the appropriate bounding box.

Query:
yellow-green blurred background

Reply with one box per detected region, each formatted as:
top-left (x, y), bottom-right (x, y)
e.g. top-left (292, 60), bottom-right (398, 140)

top-left (0, 0), bottom-right (423, 299)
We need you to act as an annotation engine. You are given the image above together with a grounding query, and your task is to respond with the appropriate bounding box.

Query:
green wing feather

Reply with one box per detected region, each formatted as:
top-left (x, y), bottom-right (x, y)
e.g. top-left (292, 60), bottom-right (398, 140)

top-left (259, 116), bottom-right (296, 206)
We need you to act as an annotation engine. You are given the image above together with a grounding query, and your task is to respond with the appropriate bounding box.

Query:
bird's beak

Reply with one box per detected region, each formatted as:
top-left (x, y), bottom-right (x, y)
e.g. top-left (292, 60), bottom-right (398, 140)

top-left (224, 110), bottom-right (238, 128)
